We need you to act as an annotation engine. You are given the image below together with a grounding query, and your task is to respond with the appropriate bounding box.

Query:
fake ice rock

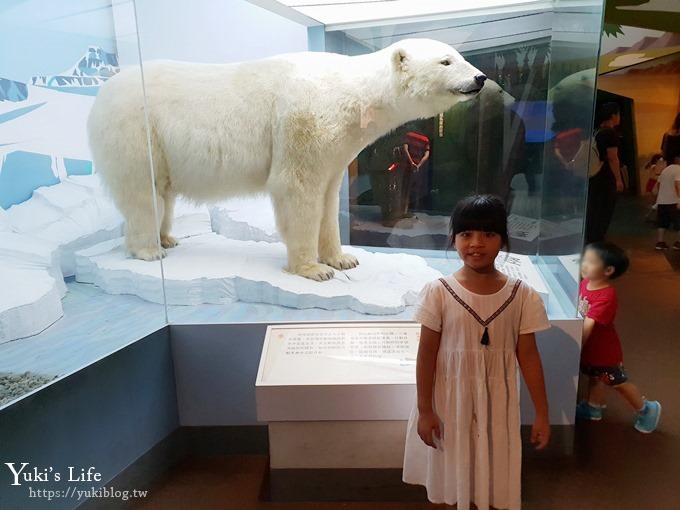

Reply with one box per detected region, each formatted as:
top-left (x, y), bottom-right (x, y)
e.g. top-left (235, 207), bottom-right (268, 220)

top-left (0, 233), bottom-right (64, 344)
top-left (75, 234), bottom-right (442, 315)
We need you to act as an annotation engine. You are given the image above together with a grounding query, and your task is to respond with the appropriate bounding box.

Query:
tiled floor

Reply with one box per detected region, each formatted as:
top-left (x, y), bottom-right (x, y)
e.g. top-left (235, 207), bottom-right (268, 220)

top-left (131, 198), bottom-right (680, 510)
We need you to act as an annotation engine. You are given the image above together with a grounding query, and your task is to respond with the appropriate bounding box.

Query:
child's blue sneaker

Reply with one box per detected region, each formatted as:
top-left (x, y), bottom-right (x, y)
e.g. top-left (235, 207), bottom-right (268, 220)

top-left (634, 400), bottom-right (661, 433)
top-left (575, 400), bottom-right (603, 421)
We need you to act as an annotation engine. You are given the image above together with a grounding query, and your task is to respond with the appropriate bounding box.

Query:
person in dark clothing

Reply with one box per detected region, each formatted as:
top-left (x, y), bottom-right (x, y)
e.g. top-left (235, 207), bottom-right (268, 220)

top-left (661, 113), bottom-right (680, 165)
top-left (585, 103), bottom-right (625, 244)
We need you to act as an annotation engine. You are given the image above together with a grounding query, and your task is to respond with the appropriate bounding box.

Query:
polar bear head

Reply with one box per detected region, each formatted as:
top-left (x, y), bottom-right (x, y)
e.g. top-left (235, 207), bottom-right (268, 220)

top-left (387, 38), bottom-right (486, 119)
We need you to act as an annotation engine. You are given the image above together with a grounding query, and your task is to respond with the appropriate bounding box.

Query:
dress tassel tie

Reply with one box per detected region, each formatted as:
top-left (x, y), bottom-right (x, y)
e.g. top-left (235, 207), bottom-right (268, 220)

top-left (481, 327), bottom-right (490, 346)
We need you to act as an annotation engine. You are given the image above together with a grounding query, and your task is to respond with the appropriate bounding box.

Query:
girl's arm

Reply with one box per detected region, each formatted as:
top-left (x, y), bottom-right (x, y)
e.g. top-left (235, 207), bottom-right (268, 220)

top-left (516, 333), bottom-right (550, 450)
top-left (416, 325), bottom-right (442, 448)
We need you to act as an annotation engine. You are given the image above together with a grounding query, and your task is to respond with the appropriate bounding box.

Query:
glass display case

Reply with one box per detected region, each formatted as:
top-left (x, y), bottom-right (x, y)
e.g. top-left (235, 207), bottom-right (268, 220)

top-left (0, 0), bottom-right (605, 407)
top-left (0, 0), bottom-right (165, 405)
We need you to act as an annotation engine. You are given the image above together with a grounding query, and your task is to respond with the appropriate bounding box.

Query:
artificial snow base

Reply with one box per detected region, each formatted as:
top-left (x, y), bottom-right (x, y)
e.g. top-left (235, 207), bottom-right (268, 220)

top-left (0, 233), bottom-right (65, 344)
top-left (75, 234), bottom-right (442, 315)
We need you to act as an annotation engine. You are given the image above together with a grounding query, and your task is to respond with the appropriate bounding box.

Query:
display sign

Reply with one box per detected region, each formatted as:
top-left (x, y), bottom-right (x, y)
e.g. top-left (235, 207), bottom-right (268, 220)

top-left (256, 323), bottom-right (421, 387)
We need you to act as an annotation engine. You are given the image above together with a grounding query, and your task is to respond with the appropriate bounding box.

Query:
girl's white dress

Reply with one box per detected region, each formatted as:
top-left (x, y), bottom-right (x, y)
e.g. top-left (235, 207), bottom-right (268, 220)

top-left (403, 275), bottom-right (550, 510)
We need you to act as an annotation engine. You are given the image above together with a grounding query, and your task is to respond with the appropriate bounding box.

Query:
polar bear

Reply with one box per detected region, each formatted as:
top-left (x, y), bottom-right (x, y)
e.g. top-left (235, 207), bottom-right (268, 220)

top-left (87, 38), bottom-right (485, 281)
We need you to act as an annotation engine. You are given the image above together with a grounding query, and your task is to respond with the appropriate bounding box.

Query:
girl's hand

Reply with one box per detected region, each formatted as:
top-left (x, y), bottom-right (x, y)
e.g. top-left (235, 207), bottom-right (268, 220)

top-left (417, 411), bottom-right (441, 448)
top-left (531, 414), bottom-right (550, 450)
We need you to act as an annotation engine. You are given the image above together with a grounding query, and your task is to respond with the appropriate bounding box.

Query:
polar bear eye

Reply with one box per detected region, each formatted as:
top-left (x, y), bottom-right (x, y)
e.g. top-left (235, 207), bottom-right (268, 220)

top-left (440, 59), bottom-right (451, 66)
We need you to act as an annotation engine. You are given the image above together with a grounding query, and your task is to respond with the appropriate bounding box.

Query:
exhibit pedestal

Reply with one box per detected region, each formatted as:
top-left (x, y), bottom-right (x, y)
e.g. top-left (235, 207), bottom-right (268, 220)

top-left (269, 420), bottom-right (407, 470)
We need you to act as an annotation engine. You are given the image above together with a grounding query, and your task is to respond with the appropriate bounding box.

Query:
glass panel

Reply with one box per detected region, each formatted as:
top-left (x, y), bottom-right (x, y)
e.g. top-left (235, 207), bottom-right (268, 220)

top-left (330, 0), bottom-right (604, 319)
top-left (0, 0), bottom-right (165, 408)
top-left (130, 0), bottom-right (311, 325)
top-left (534, 1), bottom-right (604, 315)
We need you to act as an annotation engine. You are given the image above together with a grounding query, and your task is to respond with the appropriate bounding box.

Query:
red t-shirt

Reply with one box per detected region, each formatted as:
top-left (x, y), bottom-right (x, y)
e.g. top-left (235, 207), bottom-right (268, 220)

top-left (578, 279), bottom-right (623, 366)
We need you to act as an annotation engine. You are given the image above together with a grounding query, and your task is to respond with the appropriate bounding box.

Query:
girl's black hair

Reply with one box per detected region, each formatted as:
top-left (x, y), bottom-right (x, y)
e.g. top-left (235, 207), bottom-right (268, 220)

top-left (585, 242), bottom-right (629, 279)
top-left (449, 194), bottom-right (509, 249)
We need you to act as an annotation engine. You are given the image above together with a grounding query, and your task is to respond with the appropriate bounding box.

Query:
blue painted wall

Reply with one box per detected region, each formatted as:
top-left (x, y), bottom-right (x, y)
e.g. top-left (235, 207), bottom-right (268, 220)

top-left (0, 328), bottom-right (178, 510)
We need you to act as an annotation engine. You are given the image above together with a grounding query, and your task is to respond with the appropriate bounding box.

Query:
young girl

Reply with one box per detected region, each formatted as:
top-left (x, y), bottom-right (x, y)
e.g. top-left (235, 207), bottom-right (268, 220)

top-left (403, 195), bottom-right (551, 510)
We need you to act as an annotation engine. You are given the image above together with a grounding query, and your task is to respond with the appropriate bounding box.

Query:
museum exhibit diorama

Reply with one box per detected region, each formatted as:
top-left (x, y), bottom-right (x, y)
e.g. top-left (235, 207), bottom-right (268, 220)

top-left (1, 0), bottom-right (607, 507)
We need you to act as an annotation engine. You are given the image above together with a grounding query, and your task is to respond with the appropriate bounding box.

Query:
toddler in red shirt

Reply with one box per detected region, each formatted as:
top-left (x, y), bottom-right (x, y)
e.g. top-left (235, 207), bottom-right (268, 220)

top-left (576, 242), bottom-right (661, 433)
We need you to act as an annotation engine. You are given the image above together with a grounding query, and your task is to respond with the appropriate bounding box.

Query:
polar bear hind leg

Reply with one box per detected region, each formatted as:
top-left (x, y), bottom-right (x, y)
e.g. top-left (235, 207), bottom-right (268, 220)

top-left (159, 191), bottom-right (178, 249)
top-left (318, 170), bottom-right (358, 270)
top-left (107, 158), bottom-right (170, 260)
top-left (123, 188), bottom-right (168, 261)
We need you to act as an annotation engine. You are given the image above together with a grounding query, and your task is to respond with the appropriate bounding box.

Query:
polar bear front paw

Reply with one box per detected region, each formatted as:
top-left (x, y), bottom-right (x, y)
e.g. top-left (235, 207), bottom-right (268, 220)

top-left (129, 246), bottom-right (167, 261)
top-left (291, 262), bottom-right (336, 281)
top-left (161, 234), bottom-right (178, 249)
top-left (321, 253), bottom-right (359, 270)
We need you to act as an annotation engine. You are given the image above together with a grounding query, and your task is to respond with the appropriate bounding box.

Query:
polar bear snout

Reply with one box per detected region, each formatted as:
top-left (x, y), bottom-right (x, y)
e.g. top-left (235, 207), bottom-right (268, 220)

top-left (457, 74), bottom-right (487, 95)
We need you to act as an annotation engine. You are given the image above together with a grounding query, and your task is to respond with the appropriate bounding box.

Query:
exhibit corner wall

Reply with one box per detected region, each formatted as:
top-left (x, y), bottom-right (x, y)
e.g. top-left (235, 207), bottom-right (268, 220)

top-left (0, 328), bottom-right (178, 510)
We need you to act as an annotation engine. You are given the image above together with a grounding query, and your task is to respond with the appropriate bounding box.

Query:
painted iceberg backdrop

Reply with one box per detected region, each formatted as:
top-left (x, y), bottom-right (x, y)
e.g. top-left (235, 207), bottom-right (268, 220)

top-left (30, 46), bottom-right (119, 95)
top-left (0, 46), bottom-right (119, 210)
top-left (0, 78), bottom-right (28, 102)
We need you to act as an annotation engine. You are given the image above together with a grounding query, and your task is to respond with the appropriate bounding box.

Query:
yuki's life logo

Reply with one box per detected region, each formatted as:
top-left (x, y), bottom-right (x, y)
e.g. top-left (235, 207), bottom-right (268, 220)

top-left (5, 463), bottom-right (102, 485)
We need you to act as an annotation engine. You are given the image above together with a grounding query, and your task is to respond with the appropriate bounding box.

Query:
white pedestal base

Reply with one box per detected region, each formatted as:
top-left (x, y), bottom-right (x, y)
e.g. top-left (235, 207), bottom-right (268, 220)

top-left (269, 421), bottom-right (407, 469)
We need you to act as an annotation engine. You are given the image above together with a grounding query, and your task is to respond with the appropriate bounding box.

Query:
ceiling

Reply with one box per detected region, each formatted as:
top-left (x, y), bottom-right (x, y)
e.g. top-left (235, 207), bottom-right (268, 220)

top-left (247, 0), bottom-right (554, 30)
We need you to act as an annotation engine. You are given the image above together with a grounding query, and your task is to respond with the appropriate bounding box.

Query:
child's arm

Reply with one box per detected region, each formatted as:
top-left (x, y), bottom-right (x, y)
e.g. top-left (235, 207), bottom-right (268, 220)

top-left (516, 333), bottom-right (550, 450)
top-left (416, 325), bottom-right (442, 448)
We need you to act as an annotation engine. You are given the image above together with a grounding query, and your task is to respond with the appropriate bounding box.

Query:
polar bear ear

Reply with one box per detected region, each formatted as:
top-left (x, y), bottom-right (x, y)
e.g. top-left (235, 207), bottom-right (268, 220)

top-left (391, 47), bottom-right (408, 71)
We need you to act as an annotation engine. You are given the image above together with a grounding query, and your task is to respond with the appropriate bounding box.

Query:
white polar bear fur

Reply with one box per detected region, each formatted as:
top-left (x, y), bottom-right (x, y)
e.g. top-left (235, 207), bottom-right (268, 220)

top-left (87, 38), bottom-right (484, 281)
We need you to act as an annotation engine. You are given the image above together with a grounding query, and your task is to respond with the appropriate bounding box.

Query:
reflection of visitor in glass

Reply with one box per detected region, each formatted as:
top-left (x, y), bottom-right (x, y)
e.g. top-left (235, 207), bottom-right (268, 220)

top-left (403, 131), bottom-right (430, 173)
top-left (585, 103), bottom-right (625, 244)
top-left (403, 130), bottom-right (430, 213)
top-left (403, 195), bottom-right (550, 510)
top-left (576, 243), bottom-right (661, 433)
top-left (553, 127), bottom-right (585, 171)
top-left (660, 113), bottom-right (680, 165)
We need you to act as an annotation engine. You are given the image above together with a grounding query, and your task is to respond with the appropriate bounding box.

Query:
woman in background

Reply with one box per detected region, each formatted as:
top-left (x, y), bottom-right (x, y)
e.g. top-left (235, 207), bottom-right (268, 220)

top-left (585, 103), bottom-right (625, 244)
top-left (661, 113), bottom-right (680, 165)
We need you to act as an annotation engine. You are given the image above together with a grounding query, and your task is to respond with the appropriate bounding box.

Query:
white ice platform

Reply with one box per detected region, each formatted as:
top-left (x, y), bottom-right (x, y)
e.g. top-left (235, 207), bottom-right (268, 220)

top-left (0, 233), bottom-right (65, 344)
top-left (75, 236), bottom-right (442, 314)
top-left (3, 177), bottom-right (124, 277)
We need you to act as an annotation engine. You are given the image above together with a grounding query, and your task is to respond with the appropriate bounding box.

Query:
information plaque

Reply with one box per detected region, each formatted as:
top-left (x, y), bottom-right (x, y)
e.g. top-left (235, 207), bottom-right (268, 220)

top-left (256, 323), bottom-right (420, 387)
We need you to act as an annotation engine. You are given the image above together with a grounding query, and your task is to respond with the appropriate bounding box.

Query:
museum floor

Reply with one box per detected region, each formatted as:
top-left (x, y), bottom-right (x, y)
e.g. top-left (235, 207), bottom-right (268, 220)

top-left (131, 197), bottom-right (680, 510)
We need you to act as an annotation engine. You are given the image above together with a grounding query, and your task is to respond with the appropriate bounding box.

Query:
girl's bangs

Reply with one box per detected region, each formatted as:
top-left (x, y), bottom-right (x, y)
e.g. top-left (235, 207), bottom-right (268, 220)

top-left (451, 214), bottom-right (507, 236)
